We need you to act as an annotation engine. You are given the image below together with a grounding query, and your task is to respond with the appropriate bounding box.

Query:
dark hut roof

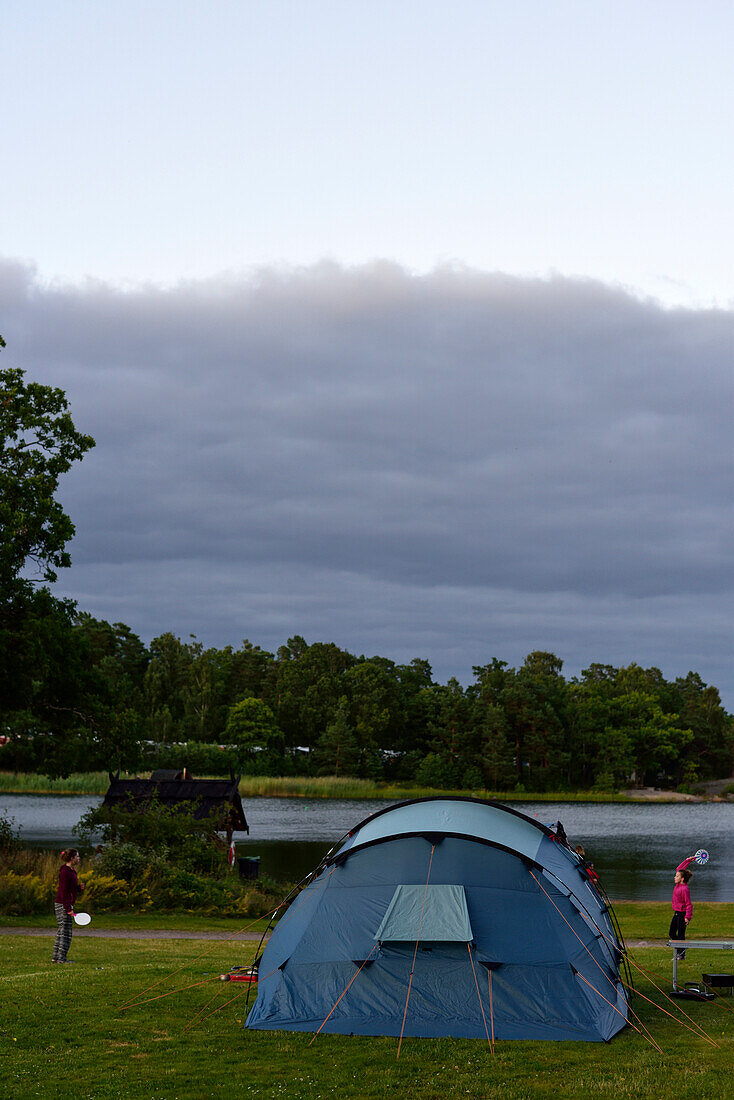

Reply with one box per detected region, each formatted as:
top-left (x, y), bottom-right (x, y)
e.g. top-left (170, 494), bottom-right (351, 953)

top-left (103, 772), bottom-right (248, 833)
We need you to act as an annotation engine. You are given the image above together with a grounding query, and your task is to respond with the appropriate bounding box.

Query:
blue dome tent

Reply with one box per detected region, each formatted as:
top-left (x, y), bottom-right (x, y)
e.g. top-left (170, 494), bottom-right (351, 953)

top-left (246, 798), bottom-right (630, 1042)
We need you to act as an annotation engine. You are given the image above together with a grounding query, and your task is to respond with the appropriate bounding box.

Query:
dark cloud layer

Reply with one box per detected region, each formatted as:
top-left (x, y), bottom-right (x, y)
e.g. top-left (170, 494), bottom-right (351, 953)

top-left (3, 258), bottom-right (734, 699)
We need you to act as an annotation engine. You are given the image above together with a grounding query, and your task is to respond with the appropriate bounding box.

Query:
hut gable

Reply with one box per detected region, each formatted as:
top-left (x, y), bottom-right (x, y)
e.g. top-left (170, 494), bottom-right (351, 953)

top-left (103, 771), bottom-right (248, 835)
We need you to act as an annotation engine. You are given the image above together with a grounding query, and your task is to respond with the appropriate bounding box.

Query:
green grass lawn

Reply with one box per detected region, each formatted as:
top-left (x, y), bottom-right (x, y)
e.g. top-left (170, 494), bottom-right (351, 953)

top-left (2, 926), bottom-right (733, 1099)
top-left (613, 902), bottom-right (733, 941)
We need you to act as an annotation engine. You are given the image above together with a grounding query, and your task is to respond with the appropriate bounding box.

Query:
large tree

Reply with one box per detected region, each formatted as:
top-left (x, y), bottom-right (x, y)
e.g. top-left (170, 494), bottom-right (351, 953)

top-left (0, 339), bottom-right (98, 775)
top-left (0, 336), bottom-right (95, 596)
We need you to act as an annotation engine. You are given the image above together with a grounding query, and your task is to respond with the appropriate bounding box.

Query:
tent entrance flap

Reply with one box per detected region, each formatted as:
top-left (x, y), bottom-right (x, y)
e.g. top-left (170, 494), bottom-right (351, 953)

top-left (375, 884), bottom-right (473, 942)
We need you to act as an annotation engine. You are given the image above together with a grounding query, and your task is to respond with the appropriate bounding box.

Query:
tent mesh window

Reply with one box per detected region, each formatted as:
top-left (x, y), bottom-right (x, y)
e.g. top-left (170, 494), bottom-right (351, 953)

top-left (374, 884), bottom-right (473, 943)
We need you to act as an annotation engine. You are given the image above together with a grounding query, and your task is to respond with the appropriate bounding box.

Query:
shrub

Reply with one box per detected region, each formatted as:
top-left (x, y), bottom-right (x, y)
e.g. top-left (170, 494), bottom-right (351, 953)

top-left (0, 871), bottom-right (51, 915)
top-left (75, 795), bottom-right (227, 873)
top-left (141, 741), bottom-right (240, 776)
top-left (140, 740), bottom-right (307, 777)
top-left (0, 811), bottom-right (22, 854)
top-left (677, 761), bottom-right (700, 794)
top-left (0, 851), bottom-right (284, 915)
top-left (80, 871), bottom-right (152, 912)
top-left (141, 863), bottom-right (252, 913)
top-left (592, 772), bottom-right (616, 793)
top-left (143, 864), bottom-right (218, 910)
top-left (97, 842), bottom-right (149, 882)
top-left (140, 863), bottom-right (284, 916)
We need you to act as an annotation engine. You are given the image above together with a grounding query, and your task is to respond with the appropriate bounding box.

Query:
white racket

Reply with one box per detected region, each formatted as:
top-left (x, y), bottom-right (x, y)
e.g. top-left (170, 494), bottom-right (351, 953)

top-left (73, 912), bottom-right (92, 926)
top-left (694, 849), bottom-right (709, 865)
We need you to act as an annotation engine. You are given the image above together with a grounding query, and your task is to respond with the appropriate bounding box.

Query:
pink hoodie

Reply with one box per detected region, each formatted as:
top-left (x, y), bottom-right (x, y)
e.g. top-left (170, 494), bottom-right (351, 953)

top-left (671, 857), bottom-right (694, 921)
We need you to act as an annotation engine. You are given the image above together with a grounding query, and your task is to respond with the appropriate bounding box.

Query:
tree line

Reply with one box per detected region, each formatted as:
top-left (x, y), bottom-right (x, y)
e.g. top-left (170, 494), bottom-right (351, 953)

top-left (2, 338), bottom-right (732, 788)
top-left (2, 615), bottom-right (732, 789)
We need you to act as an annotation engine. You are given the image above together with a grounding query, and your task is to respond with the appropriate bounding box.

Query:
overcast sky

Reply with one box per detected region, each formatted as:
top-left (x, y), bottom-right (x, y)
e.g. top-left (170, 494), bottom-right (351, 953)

top-left (3, 3), bottom-right (734, 700)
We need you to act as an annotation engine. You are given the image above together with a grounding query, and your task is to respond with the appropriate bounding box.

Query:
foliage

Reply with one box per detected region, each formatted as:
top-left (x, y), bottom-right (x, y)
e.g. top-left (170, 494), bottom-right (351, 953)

top-left (80, 870), bottom-right (152, 912)
top-left (74, 795), bottom-right (227, 875)
top-left (0, 862), bottom-right (281, 917)
top-left (225, 696), bottom-right (281, 753)
top-left (141, 740), bottom-right (240, 776)
top-left (97, 842), bottom-right (150, 882)
top-left (0, 770), bottom-right (124, 794)
top-left (0, 338), bottom-right (95, 593)
top-left (4, 770), bottom-right (686, 802)
top-left (0, 870), bottom-right (50, 914)
top-left (414, 751), bottom-right (463, 790)
top-left (0, 364), bottom-right (141, 779)
top-left (0, 810), bottom-right (22, 853)
top-left (141, 635), bottom-right (277, 744)
top-left (274, 636), bottom-right (357, 747)
top-left (0, 840), bottom-right (285, 916)
top-left (135, 862), bottom-right (276, 915)
top-left (312, 697), bottom-right (360, 776)
top-left (3, 606), bottom-right (732, 793)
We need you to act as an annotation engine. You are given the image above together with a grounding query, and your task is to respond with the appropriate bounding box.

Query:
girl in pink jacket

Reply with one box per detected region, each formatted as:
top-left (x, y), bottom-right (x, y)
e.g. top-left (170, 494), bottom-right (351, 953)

top-left (669, 856), bottom-right (695, 960)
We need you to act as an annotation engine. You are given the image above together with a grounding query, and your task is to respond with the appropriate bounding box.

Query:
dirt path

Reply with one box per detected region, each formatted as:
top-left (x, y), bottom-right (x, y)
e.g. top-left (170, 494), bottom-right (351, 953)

top-left (0, 926), bottom-right (266, 941)
top-left (2, 926), bottom-right (662, 947)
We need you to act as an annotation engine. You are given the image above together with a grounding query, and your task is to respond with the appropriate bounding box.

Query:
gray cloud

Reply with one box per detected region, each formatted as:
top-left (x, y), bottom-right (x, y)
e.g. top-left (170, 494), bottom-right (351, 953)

top-left (3, 258), bottom-right (734, 698)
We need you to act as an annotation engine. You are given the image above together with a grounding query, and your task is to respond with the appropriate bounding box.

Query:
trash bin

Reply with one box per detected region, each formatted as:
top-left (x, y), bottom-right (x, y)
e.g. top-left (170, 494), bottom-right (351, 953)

top-left (238, 856), bottom-right (260, 881)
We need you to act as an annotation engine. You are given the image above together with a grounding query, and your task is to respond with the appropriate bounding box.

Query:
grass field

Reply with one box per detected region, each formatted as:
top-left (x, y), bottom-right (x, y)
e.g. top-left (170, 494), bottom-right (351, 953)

top-left (2, 905), bottom-right (733, 1099)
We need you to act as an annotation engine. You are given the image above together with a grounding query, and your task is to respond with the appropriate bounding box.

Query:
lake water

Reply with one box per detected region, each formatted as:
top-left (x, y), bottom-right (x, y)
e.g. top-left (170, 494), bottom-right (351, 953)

top-left (2, 793), bottom-right (732, 903)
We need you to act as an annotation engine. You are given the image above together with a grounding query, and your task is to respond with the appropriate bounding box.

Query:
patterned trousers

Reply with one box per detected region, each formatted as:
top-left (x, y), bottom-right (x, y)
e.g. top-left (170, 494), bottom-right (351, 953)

top-left (53, 904), bottom-right (73, 961)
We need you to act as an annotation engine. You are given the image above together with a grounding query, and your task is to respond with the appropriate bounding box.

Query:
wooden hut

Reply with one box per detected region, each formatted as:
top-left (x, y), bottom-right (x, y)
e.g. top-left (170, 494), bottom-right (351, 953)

top-left (103, 769), bottom-right (248, 844)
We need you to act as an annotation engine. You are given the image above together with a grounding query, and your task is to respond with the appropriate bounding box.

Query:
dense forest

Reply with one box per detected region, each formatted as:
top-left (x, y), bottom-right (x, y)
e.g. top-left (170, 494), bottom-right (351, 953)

top-left (2, 616), bottom-right (732, 790)
top-left (2, 340), bottom-right (733, 789)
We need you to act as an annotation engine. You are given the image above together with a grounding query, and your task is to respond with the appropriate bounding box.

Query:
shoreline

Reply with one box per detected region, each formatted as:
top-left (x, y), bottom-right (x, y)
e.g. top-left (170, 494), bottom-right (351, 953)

top-left (1, 771), bottom-right (732, 802)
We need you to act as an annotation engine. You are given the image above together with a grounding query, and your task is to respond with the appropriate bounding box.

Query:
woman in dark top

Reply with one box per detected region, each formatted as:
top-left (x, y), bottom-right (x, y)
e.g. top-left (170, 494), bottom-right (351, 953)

top-left (53, 848), bottom-right (84, 963)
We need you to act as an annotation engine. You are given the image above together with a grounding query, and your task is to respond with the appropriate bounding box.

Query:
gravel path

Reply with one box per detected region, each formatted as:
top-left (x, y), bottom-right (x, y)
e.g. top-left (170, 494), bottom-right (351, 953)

top-left (1, 926), bottom-right (662, 946)
top-left (0, 926), bottom-right (267, 941)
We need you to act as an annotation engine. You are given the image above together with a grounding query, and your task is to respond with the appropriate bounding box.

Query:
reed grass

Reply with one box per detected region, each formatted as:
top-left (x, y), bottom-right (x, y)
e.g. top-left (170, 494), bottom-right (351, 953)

top-left (0, 771), bottom-right (123, 795)
top-left (3, 846), bottom-right (68, 882)
top-left (235, 775), bottom-right (633, 802)
top-left (0, 769), bottom-right (693, 802)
